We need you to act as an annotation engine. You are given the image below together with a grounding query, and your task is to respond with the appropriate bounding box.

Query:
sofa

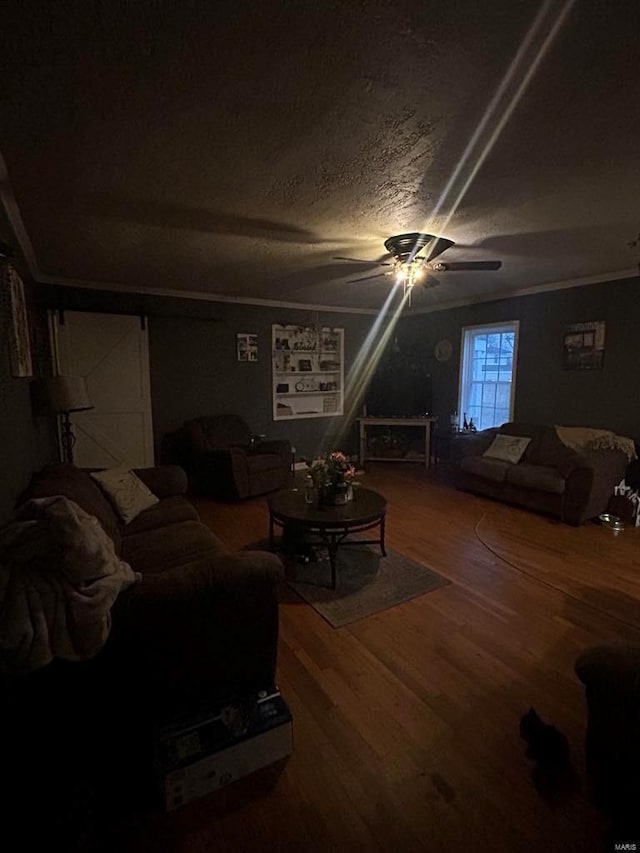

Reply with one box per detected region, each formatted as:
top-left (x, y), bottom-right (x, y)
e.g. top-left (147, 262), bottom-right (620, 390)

top-left (575, 645), bottom-right (640, 837)
top-left (0, 462), bottom-right (284, 842)
top-left (7, 461), bottom-right (284, 705)
top-left (454, 422), bottom-right (630, 525)
top-left (163, 414), bottom-right (292, 499)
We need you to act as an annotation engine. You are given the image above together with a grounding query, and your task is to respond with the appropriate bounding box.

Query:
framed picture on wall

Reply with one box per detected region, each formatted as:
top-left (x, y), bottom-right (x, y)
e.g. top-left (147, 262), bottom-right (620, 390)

top-left (562, 320), bottom-right (605, 370)
top-left (3, 264), bottom-right (33, 377)
top-left (237, 333), bottom-right (258, 362)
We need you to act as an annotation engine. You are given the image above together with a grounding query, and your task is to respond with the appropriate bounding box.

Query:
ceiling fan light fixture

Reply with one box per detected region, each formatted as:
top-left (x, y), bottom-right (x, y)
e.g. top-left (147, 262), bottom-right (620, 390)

top-left (384, 232), bottom-right (454, 263)
top-left (343, 231), bottom-right (502, 302)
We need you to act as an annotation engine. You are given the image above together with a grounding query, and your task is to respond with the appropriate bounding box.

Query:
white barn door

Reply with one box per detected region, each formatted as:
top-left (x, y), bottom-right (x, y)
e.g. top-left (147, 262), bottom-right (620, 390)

top-left (52, 310), bottom-right (154, 468)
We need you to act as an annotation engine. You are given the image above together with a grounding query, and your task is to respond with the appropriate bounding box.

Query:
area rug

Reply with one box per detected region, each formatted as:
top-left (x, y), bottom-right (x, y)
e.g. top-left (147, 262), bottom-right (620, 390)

top-left (286, 544), bottom-right (451, 628)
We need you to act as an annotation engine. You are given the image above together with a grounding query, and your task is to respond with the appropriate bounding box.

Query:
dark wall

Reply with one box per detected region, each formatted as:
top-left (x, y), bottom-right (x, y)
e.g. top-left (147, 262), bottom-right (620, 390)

top-left (397, 275), bottom-right (640, 438)
top-left (0, 230), bottom-right (57, 520)
top-left (34, 272), bottom-right (640, 491)
top-left (37, 285), bottom-right (377, 461)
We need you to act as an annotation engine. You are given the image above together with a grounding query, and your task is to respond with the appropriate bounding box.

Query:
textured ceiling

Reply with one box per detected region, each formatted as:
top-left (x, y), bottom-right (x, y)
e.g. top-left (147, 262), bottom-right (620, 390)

top-left (1, 0), bottom-right (639, 312)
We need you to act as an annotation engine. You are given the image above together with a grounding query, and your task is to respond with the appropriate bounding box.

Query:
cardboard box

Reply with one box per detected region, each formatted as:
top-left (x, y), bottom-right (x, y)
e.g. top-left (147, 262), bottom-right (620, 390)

top-left (155, 690), bottom-right (292, 811)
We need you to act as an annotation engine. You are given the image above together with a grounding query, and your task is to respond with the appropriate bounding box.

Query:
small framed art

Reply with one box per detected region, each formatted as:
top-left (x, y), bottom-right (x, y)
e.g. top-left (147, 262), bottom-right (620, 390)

top-left (237, 333), bottom-right (258, 362)
top-left (562, 321), bottom-right (605, 370)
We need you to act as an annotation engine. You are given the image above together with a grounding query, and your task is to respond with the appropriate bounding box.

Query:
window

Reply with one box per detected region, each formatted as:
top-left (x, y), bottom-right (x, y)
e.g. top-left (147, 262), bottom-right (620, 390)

top-left (458, 322), bottom-right (519, 431)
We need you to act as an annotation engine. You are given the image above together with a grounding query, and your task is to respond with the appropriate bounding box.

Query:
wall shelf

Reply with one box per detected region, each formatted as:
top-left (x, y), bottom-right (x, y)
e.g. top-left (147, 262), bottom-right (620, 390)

top-left (273, 324), bottom-right (344, 421)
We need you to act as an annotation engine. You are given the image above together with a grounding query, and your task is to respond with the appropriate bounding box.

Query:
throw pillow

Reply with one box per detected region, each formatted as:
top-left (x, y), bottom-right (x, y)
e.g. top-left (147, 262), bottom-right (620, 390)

top-left (91, 467), bottom-right (159, 524)
top-left (483, 434), bottom-right (531, 465)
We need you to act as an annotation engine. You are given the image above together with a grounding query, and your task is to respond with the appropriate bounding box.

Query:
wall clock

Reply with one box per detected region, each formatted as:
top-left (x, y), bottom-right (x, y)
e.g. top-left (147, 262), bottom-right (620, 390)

top-left (434, 339), bottom-right (453, 362)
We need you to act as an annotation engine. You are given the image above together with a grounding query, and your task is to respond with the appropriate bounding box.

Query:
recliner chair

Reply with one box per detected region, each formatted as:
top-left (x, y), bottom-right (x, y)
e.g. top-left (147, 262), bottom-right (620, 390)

top-left (165, 414), bottom-right (292, 499)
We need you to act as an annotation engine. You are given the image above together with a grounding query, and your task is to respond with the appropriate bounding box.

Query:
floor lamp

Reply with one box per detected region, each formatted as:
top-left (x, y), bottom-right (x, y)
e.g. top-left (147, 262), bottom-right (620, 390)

top-left (44, 376), bottom-right (93, 464)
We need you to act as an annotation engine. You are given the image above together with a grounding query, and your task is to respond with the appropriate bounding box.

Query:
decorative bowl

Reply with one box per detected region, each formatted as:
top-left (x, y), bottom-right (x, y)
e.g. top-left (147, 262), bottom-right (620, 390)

top-left (599, 513), bottom-right (625, 531)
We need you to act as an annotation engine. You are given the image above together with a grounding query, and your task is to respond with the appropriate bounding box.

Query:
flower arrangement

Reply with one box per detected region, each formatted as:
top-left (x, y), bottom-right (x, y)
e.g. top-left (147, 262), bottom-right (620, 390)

top-left (307, 451), bottom-right (356, 491)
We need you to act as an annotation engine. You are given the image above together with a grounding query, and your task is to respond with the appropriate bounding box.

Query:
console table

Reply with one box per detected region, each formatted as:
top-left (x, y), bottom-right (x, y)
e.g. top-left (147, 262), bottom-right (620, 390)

top-left (358, 417), bottom-right (437, 469)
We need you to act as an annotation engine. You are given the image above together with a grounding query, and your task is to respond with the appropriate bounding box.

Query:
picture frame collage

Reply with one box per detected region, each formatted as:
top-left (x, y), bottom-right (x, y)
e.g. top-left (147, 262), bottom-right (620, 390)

top-left (236, 333), bottom-right (258, 362)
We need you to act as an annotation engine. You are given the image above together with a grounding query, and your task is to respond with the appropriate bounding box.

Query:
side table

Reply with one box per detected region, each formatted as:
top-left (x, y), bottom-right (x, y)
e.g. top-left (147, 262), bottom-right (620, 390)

top-left (432, 430), bottom-right (479, 470)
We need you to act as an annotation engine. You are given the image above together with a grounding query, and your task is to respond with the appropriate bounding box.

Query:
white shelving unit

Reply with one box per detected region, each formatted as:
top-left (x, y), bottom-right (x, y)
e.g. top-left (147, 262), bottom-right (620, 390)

top-left (272, 324), bottom-right (344, 420)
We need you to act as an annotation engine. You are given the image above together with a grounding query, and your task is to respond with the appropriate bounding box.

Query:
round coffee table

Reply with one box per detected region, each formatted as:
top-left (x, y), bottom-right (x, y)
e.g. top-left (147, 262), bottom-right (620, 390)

top-left (268, 486), bottom-right (387, 589)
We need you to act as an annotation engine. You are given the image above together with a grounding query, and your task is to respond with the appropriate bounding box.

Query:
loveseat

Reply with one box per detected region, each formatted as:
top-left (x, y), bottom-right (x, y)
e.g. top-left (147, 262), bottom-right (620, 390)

top-left (0, 462), bottom-right (285, 844)
top-left (163, 414), bottom-right (291, 499)
top-left (454, 422), bottom-right (630, 525)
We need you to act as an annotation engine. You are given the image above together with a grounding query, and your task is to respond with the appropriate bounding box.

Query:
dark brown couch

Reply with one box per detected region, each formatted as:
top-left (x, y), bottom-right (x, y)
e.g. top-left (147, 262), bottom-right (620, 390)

top-left (1, 462), bottom-right (284, 840)
top-left (13, 461), bottom-right (284, 706)
top-left (164, 414), bottom-right (292, 499)
top-left (454, 422), bottom-right (629, 525)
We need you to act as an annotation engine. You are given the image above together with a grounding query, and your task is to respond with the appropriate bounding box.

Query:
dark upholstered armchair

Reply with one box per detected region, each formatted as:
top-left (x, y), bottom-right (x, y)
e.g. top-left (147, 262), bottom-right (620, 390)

top-left (165, 415), bottom-right (291, 499)
top-left (575, 645), bottom-right (640, 834)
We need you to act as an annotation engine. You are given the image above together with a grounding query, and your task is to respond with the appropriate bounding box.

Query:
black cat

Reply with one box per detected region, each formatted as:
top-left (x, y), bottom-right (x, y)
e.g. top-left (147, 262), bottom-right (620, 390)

top-left (520, 707), bottom-right (570, 766)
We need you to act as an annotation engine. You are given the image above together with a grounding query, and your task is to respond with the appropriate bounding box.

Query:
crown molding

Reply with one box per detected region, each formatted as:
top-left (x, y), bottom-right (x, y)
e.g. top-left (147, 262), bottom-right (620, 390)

top-left (36, 273), bottom-right (381, 316)
top-left (404, 267), bottom-right (639, 317)
top-left (36, 266), bottom-right (639, 319)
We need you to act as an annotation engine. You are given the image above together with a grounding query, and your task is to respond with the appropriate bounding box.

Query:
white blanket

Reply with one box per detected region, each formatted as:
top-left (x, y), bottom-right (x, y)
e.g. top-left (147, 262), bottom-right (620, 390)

top-left (555, 426), bottom-right (637, 461)
top-left (0, 496), bottom-right (139, 674)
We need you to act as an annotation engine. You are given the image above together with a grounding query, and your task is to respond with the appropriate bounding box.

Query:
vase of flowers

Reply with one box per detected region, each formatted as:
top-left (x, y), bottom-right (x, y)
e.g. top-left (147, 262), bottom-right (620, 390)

top-left (307, 451), bottom-right (357, 506)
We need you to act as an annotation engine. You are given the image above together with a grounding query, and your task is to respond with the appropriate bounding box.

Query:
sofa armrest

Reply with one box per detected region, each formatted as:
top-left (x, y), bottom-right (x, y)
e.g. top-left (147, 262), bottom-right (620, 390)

top-left (575, 644), bottom-right (640, 814)
top-left (133, 465), bottom-right (188, 498)
top-left (130, 550), bottom-right (284, 601)
top-left (208, 445), bottom-right (247, 459)
top-left (452, 429), bottom-right (498, 460)
top-left (109, 550), bottom-right (284, 707)
top-left (576, 644), bottom-right (640, 696)
top-left (563, 449), bottom-right (629, 523)
top-left (256, 439), bottom-right (291, 456)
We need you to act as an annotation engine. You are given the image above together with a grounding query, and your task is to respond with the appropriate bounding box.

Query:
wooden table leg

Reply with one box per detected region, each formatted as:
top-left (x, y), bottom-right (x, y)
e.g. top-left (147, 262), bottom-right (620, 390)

top-left (327, 532), bottom-right (338, 589)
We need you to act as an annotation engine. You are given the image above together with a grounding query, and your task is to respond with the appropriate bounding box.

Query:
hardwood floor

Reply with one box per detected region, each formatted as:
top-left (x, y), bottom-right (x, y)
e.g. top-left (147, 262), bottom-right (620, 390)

top-left (123, 465), bottom-right (640, 852)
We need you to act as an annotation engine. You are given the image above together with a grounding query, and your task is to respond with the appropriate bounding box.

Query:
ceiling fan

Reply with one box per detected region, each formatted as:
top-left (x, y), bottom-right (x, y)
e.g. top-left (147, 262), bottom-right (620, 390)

top-left (337, 232), bottom-right (502, 304)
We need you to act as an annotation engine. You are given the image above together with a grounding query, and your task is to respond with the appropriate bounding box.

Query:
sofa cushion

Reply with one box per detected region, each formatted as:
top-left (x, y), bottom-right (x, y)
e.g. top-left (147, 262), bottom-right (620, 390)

top-left (484, 434), bottom-right (531, 464)
top-left (20, 464), bottom-right (120, 547)
top-left (459, 456), bottom-right (512, 483)
top-left (91, 468), bottom-right (159, 524)
top-left (524, 428), bottom-right (580, 471)
top-left (121, 520), bottom-right (226, 574)
top-left (506, 464), bottom-right (566, 494)
top-left (498, 423), bottom-right (550, 464)
top-left (121, 495), bottom-right (199, 536)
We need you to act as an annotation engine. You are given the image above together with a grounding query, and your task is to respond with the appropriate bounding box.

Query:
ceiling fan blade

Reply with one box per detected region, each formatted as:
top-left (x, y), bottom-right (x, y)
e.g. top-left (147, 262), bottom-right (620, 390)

top-left (348, 272), bottom-right (388, 284)
top-left (430, 260), bottom-right (502, 272)
top-left (334, 256), bottom-right (374, 262)
top-left (334, 255), bottom-right (393, 265)
top-left (333, 255), bottom-right (376, 264)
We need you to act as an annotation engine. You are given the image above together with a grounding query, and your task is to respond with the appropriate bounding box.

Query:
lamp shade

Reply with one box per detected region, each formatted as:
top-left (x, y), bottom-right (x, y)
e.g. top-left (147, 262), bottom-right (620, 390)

top-left (44, 375), bottom-right (93, 413)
